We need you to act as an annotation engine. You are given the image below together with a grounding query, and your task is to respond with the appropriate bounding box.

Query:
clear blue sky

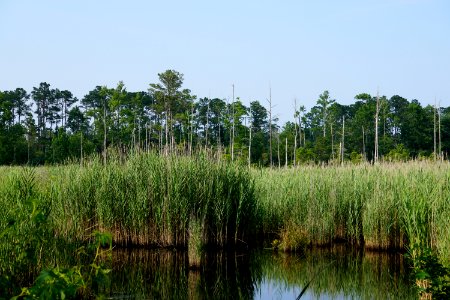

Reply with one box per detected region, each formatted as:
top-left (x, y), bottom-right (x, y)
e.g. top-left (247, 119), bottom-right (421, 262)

top-left (1, 0), bottom-right (449, 123)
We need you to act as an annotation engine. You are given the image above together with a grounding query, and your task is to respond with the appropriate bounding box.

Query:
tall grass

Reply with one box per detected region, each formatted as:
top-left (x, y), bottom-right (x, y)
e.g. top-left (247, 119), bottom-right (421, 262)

top-left (0, 167), bottom-right (58, 295)
top-left (1, 157), bottom-right (449, 267)
top-left (0, 153), bottom-right (258, 250)
top-left (254, 161), bottom-right (450, 263)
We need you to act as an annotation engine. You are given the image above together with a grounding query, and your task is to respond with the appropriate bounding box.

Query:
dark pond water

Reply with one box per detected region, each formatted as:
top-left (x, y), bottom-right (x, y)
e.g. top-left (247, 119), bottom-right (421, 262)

top-left (104, 246), bottom-right (416, 299)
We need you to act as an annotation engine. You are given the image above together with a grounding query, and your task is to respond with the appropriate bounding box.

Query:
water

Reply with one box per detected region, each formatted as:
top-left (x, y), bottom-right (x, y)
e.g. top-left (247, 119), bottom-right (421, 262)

top-left (104, 246), bottom-right (416, 299)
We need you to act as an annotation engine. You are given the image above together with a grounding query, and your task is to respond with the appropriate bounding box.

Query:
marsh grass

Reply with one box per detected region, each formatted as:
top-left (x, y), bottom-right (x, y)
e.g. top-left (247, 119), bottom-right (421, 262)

top-left (1, 153), bottom-right (258, 250)
top-left (0, 167), bottom-right (55, 293)
top-left (1, 155), bottom-right (449, 297)
top-left (254, 161), bottom-right (450, 260)
top-left (2, 158), bottom-right (448, 255)
top-left (2, 158), bottom-right (448, 254)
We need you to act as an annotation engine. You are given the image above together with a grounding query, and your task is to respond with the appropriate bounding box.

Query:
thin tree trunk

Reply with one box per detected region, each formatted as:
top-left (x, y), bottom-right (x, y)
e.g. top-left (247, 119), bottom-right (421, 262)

top-left (132, 127), bottom-right (136, 151)
top-left (27, 133), bottom-right (30, 165)
top-left (63, 101), bottom-right (67, 130)
top-left (331, 123), bottom-right (334, 160)
top-left (159, 119), bottom-right (163, 154)
top-left (299, 113), bottom-right (302, 147)
top-left (145, 123), bottom-right (148, 152)
top-left (294, 134), bottom-right (297, 167)
top-left (231, 84), bottom-right (235, 161)
top-left (339, 142), bottom-right (342, 166)
top-left (303, 127), bottom-right (306, 147)
top-left (342, 116), bottom-right (345, 165)
top-left (374, 90), bottom-right (380, 163)
top-left (248, 108), bottom-right (252, 168)
top-left (285, 137), bottom-right (288, 168)
top-left (248, 125), bottom-right (252, 167)
top-left (170, 111), bottom-right (174, 154)
top-left (218, 113), bottom-right (221, 151)
top-left (438, 100), bottom-right (442, 161)
top-left (268, 87), bottom-right (273, 168)
top-left (165, 94), bottom-right (169, 155)
top-left (149, 120), bottom-right (153, 152)
top-left (206, 97), bottom-right (210, 150)
top-left (277, 130), bottom-right (280, 169)
top-left (434, 99), bottom-right (437, 161)
top-left (293, 99), bottom-right (298, 166)
top-left (103, 97), bottom-right (107, 165)
top-left (362, 126), bottom-right (365, 160)
top-left (172, 134), bottom-right (175, 154)
top-left (190, 105), bottom-right (194, 156)
top-left (80, 132), bottom-right (83, 167)
top-left (138, 117), bottom-right (141, 150)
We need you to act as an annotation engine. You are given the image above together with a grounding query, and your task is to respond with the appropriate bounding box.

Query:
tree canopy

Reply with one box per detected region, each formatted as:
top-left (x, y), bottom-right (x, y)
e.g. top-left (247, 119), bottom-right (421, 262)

top-left (0, 70), bottom-right (448, 165)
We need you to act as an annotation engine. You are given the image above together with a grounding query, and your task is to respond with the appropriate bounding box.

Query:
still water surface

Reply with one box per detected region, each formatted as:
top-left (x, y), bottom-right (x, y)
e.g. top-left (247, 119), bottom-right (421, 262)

top-left (106, 246), bottom-right (416, 299)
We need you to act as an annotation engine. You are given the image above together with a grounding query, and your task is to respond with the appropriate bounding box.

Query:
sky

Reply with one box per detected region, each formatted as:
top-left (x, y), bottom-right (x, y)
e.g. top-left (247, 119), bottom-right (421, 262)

top-left (1, 0), bottom-right (449, 123)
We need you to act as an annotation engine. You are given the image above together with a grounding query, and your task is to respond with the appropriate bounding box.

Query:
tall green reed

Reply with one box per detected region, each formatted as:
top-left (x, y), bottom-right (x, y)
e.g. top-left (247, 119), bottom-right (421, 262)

top-left (36, 152), bottom-right (258, 249)
top-left (254, 161), bottom-right (450, 258)
top-left (1, 157), bottom-right (448, 267)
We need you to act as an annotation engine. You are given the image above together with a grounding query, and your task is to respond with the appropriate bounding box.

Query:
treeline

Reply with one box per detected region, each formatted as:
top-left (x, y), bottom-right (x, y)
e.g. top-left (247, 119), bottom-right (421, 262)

top-left (0, 69), bottom-right (448, 165)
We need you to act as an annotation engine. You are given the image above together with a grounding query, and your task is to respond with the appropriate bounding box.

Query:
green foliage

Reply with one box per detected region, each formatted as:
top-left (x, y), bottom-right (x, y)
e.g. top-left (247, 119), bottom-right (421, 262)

top-left (0, 168), bottom-right (52, 296)
top-left (12, 231), bottom-right (112, 299)
top-left (408, 245), bottom-right (450, 299)
top-left (3, 72), bottom-right (450, 165)
top-left (0, 168), bottom-right (113, 299)
top-left (13, 267), bottom-right (85, 299)
top-left (385, 144), bottom-right (410, 162)
top-left (350, 151), bottom-right (363, 163)
top-left (296, 146), bottom-right (316, 163)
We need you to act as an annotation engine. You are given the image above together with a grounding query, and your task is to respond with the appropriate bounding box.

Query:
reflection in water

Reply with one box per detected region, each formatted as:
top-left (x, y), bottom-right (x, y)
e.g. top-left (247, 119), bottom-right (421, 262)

top-left (254, 247), bottom-right (416, 299)
top-left (108, 250), bottom-right (256, 299)
top-left (103, 246), bottom-right (416, 299)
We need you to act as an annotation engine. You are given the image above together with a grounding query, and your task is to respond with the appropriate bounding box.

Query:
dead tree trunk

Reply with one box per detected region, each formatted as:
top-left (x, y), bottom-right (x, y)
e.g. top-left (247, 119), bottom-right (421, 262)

top-left (374, 90), bottom-right (380, 163)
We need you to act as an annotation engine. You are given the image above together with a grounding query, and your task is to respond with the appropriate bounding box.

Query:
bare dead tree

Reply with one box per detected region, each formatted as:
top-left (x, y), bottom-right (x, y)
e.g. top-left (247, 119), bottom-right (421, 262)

top-left (231, 84), bottom-right (235, 161)
top-left (293, 99), bottom-right (298, 167)
top-left (374, 89), bottom-right (380, 163)
top-left (103, 92), bottom-right (107, 165)
top-left (205, 95), bottom-right (210, 150)
top-left (277, 128), bottom-right (280, 169)
top-left (138, 116), bottom-right (141, 150)
top-left (145, 123), bottom-right (148, 152)
top-left (248, 107), bottom-right (252, 167)
top-left (362, 126), bottom-right (366, 160)
top-left (189, 103), bottom-right (195, 156)
top-left (331, 123), bottom-right (334, 160)
top-left (434, 98), bottom-right (437, 160)
top-left (285, 137), bottom-right (288, 168)
top-left (267, 86), bottom-right (274, 168)
top-left (341, 116), bottom-right (345, 165)
top-left (438, 100), bottom-right (442, 161)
